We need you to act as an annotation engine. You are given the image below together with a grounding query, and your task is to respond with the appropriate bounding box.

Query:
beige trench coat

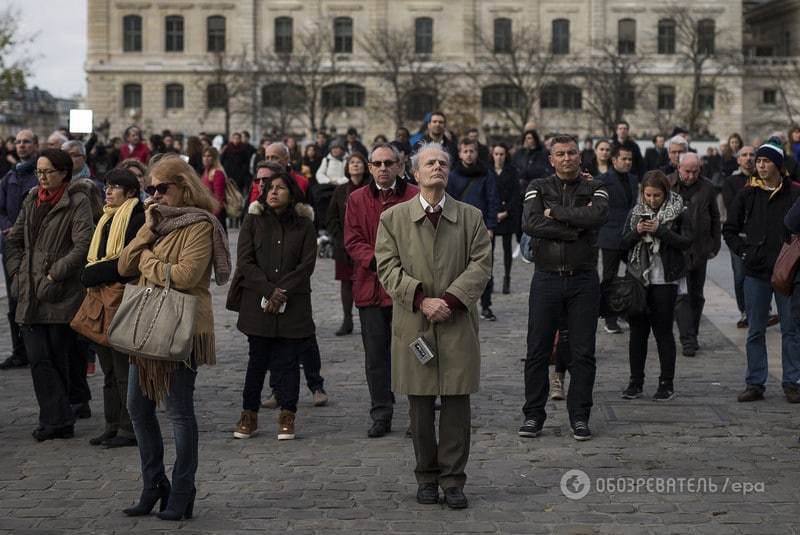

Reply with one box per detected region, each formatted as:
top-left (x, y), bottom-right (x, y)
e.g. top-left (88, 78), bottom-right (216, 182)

top-left (375, 193), bottom-right (492, 396)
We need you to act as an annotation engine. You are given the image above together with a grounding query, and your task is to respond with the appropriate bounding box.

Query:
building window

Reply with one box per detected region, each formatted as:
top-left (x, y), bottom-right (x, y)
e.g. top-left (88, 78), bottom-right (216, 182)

top-left (123, 15), bottom-right (142, 52)
top-left (763, 89), bottom-right (777, 105)
top-left (123, 83), bottom-right (142, 109)
top-left (165, 16), bottom-right (184, 52)
top-left (540, 84), bottom-right (581, 110)
top-left (658, 19), bottom-right (676, 54)
top-left (783, 31), bottom-right (792, 55)
top-left (207, 83), bottom-right (227, 109)
top-left (275, 17), bottom-right (293, 54)
top-left (165, 84), bottom-right (184, 109)
top-left (406, 90), bottom-right (437, 121)
top-left (321, 83), bottom-right (365, 108)
top-left (698, 87), bottom-right (714, 111)
top-left (414, 17), bottom-right (433, 55)
top-left (552, 19), bottom-right (570, 55)
top-left (481, 84), bottom-right (524, 109)
top-left (697, 19), bottom-right (715, 55)
top-left (207, 16), bottom-right (226, 53)
top-left (618, 19), bottom-right (636, 55)
top-left (494, 18), bottom-right (512, 54)
top-left (334, 17), bottom-right (353, 54)
top-left (262, 83), bottom-right (303, 107)
top-left (658, 85), bottom-right (675, 110)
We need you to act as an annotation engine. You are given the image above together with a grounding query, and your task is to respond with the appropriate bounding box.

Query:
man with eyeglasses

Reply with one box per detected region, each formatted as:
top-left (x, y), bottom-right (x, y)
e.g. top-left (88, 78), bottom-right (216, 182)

top-left (0, 130), bottom-right (39, 369)
top-left (344, 143), bottom-right (418, 438)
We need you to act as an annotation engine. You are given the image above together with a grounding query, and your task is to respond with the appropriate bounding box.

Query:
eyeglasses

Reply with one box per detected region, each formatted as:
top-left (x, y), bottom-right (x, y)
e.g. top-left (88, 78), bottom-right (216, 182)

top-left (35, 169), bottom-right (61, 178)
top-left (145, 182), bottom-right (176, 196)
top-left (369, 160), bottom-right (397, 168)
top-left (15, 139), bottom-right (33, 145)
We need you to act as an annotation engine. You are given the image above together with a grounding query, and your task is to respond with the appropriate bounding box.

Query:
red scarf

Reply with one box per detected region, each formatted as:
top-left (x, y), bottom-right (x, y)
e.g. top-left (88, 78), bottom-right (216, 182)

top-left (36, 182), bottom-right (68, 207)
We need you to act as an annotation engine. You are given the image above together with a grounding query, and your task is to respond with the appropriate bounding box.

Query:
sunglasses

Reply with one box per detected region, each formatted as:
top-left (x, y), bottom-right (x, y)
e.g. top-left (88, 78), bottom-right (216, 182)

top-left (369, 159), bottom-right (397, 168)
top-left (145, 182), bottom-right (176, 196)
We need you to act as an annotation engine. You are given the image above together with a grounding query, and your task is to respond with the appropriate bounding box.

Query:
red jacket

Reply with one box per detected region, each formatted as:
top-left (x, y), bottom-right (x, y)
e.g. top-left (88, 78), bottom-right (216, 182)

top-left (344, 180), bottom-right (419, 307)
top-left (120, 142), bottom-right (150, 164)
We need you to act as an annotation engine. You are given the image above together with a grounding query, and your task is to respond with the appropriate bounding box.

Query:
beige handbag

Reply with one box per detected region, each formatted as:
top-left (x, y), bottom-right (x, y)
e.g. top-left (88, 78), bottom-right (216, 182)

top-left (108, 264), bottom-right (198, 362)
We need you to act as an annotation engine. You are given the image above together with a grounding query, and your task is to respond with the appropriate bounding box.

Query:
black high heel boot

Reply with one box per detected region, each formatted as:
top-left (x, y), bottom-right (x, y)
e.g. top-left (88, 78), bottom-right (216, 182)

top-left (123, 477), bottom-right (171, 516)
top-left (156, 487), bottom-right (196, 521)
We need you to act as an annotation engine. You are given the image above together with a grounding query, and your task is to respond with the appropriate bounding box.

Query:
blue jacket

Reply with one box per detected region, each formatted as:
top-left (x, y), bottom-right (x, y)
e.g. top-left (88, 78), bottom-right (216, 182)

top-left (446, 162), bottom-right (499, 230)
top-left (0, 158), bottom-right (38, 249)
top-left (596, 168), bottom-right (638, 250)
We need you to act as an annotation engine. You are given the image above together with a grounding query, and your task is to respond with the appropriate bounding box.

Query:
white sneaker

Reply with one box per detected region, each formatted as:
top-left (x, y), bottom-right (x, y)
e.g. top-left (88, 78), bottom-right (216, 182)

top-left (512, 244), bottom-right (521, 259)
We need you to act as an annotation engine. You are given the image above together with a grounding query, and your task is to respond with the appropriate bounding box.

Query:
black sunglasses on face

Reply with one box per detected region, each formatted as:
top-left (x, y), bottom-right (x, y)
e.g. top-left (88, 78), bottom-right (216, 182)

top-left (145, 182), bottom-right (175, 195)
top-left (369, 159), bottom-right (397, 168)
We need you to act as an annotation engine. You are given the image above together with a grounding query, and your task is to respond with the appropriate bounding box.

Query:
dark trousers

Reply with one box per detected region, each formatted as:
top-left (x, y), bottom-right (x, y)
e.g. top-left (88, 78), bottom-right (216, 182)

top-left (21, 324), bottom-right (75, 430)
top-left (554, 317), bottom-right (571, 374)
top-left (524, 270), bottom-right (599, 424)
top-left (628, 284), bottom-right (678, 386)
top-left (408, 394), bottom-right (471, 489)
top-left (491, 233), bottom-right (514, 280)
top-left (481, 238), bottom-right (497, 309)
top-left (94, 345), bottom-right (134, 438)
top-left (730, 252), bottom-right (746, 314)
top-left (601, 248), bottom-right (624, 324)
top-left (265, 336), bottom-right (324, 395)
top-left (676, 259), bottom-right (708, 350)
top-left (127, 360), bottom-right (198, 495)
top-left (244, 336), bottom-right (302, 413)
top-left (2, 262), bottom-right (25, 359)
top-left (358, 306), bottom-right (394, 423)
top-left (68, 337), bottom-right (92, 406)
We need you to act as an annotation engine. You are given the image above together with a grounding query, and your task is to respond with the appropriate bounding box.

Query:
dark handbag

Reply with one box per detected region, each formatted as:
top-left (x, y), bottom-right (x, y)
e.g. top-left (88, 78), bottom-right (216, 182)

top-left (70, 282), bottom-right (125, 347)
top-left (600, 275), bottom-right (647, 318)
top-left (772, 235), bottom-right (800, 296)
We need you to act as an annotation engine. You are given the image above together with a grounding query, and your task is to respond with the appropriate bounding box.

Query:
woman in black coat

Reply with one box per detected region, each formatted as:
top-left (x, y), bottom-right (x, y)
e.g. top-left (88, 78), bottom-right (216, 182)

top-left (489, 143), bottom-right (522, 294)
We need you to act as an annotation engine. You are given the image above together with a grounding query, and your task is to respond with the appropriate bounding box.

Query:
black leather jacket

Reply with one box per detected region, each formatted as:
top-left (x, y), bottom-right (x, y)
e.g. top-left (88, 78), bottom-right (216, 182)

top-left (522, 175), bottom-right (609, 272)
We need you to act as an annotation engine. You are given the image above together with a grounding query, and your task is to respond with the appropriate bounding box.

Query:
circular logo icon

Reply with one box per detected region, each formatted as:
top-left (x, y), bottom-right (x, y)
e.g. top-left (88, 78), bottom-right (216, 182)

top-left (560, 469), bottom-right (591, 500)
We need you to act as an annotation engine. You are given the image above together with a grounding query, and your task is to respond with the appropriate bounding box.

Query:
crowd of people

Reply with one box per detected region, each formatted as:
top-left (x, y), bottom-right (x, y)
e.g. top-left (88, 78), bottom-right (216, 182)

top-left (1, 110), bottom-right (800, 514)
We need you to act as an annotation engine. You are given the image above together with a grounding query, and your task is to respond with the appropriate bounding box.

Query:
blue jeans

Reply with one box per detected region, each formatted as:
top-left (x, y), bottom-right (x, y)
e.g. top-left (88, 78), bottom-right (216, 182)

top-left (127, 361), bottom-right (198, 494)
top-left (730, 253), bottom-right (746, 314)
top-left (743, 276), bottom-right (800, 390)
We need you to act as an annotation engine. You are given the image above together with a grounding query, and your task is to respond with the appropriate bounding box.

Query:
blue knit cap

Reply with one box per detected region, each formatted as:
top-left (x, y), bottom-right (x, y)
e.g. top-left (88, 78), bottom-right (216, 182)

top-left (756, 139), bottom-right (784, 169)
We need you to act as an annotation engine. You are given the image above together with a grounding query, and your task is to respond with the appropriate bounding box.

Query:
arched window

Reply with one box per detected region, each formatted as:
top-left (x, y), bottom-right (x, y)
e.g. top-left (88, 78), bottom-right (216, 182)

top-left (658, 85), bottom-right (675, 110)
top-left (618, 19), bottom-right (636, 55)
top-left (698, 19), bottom-right (715, 55)
top-left (481, 84), bottom-right (525, 110)
top-left (165, 16), bottom-right (184, 52)
top-left (165, 84), bottom-right (184, 109)
top-left (405, 89), bottom-right (437, 121)
top-left (207, 16), bottom-right (226, 53)
top-left (322, 83), bottom-right (365, 108)
top-left (333, 17), bottom-right (353, 54)
top-left (123, 83), bottom-right (142, 109)
top-left (494, 18), bottom-right (512, 54)
top-left (552, 19), bottom-right (570, 55)
top-left (207, 83), bottom-right (228, 109)
top-left (122, 15), bottom-right (142, 52)
top-left (658, 19), bottom-right (676, 54)
top-left (415, 17), bottom-right (433, 54)
top-left (540, 84), bottom-right (581, 110)
top-left (262, 83), bottom-right (304, 108)
top-left (275, 17), bottom-right (293, 54)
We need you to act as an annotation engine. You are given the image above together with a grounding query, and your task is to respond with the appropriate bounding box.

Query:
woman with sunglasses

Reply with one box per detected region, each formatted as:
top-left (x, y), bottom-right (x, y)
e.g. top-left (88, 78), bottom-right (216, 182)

top-left (201, 146), bottom-right (228, 231)
top-left (80, 168), bottom-right (145, 448)
top-left (119, 155), bottom-right (230, 521)
top-left (3, 148), bottom-right (96, 441)
top-left (227, 169), bottom-right (317, 441)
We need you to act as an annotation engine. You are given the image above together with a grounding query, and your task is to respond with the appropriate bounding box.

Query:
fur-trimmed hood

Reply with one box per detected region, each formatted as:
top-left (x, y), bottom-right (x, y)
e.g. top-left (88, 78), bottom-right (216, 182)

top-left (248, 200), bottom-right (315, 222)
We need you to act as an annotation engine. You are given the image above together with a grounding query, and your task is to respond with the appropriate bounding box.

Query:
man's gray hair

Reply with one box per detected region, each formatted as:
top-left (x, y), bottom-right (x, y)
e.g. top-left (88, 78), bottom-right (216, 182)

top-left (679, 151), bottom-right (700, 166)
top-left (667, 135), bottom-right (688, 151)
top-left (48, 131), bottom-right (69, 146)
top-left (61, 139), bottom-right (86, 155)
top-left (267, 142), bottom-right (290, 158)
top-left (411, 142), bottom-right (451, 172)
top-left (369, 142), bottom-right (400, 163)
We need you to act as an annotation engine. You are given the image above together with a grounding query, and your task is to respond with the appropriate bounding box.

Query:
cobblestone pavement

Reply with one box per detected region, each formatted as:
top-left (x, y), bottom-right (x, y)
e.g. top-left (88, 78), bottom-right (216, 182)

top-left (0, 232), bottom-right (798, 534)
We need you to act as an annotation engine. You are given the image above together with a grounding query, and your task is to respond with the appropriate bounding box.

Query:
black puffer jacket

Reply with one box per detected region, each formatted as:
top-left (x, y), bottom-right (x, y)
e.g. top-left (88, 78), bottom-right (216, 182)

top-left (490, 164), bottom-right (522, 236)
top-left (671, 175), bottom-right (721, 268)
top-left (522, 175), bottom-right (608, 272)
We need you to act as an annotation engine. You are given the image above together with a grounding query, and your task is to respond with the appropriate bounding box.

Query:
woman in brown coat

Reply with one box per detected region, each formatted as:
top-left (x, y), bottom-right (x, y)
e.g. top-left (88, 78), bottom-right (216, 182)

top-left (326, 152), bottom-right (369, 336)
top-left (4, 148), bottom-right (95, 441)
top-left (118, 155), bottom-right (230, 522)
top-left (227, 169), bottom-right (317, 441)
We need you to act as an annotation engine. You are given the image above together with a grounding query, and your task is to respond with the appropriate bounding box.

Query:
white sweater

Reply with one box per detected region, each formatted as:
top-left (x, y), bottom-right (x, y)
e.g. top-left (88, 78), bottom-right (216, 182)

top-left (316, 154), bottom-right (348, 185)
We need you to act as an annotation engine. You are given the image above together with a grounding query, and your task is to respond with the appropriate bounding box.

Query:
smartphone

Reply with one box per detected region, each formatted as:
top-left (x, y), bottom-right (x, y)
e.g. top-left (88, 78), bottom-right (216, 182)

top-left (640, 214), bottom-right (652, 221)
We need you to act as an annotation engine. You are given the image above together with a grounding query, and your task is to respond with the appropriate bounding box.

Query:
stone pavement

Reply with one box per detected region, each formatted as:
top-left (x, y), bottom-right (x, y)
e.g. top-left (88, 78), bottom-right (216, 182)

top-left (0, 233), bottom-right (798, 535)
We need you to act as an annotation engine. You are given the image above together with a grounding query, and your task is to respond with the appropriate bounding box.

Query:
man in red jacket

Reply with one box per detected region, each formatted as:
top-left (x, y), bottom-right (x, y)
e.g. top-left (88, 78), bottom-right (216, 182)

top-left (119, 126), bottom-right (150, 164)
top-left (345, 143), bottom-right (418, 437)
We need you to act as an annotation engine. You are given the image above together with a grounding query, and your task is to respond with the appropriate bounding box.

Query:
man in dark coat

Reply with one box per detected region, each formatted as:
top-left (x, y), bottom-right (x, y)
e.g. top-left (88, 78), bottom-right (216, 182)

top-left (644, 134), bottom-right (668, 173)
top-left (612, 121), bottom-right (644, 178)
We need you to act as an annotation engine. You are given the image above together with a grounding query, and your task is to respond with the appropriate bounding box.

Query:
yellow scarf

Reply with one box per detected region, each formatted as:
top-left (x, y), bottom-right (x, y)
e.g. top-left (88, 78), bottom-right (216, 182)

top-left (748, 175), bottom-right (783, 200)
top-left (87, 198), bottom-right (139, 265)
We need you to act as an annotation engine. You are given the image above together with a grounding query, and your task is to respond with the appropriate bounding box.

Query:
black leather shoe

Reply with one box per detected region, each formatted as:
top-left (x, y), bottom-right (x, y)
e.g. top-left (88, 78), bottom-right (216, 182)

top-left (367, 420), bottom-right (391, 438)
top-left (124, 477), bottom-right (171, 516)
top-left (33, 425), bottom-right (74, 442)
top-left (0, 354), bottom-right (28, 369)
top-left (443, 487), bottom-right (468, 509)
top-left (156, 487), bottom-right (196, 521)
top-left (72, 403), bottom-right (92, 419)
top-left (103, 435), bottom-right (137, 449)
top-left (89, 429), bottom-right (117, 446)
top-left (416, 483), bottom-right (439, 504)
top-left (335, 317), bottom-right (353, 336)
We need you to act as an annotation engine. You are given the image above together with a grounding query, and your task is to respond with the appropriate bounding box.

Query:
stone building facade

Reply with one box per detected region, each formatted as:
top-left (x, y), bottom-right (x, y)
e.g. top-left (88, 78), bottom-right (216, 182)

top-left (85, 0), bottom-right (794, 143)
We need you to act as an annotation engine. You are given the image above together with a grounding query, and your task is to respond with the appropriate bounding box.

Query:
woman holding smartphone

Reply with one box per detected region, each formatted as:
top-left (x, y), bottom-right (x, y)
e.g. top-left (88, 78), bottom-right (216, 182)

top-left (620, 171), bottom-right (692, 401)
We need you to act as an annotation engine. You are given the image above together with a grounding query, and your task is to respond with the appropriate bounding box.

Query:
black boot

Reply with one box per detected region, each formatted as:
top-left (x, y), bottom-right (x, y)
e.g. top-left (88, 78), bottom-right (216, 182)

top-left (157, 487), bottom-right (196, 521)
top-left (123, 477), bottom-right (171, 516)
top-left (502, 276), bottom-right (510, 294)
top-left (335, 316), bottom-right (353, 336)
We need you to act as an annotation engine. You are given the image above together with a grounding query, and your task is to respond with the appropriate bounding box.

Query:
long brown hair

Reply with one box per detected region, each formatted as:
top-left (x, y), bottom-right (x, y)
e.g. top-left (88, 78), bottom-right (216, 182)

top-left (148, 154), bottom-right (219, 213)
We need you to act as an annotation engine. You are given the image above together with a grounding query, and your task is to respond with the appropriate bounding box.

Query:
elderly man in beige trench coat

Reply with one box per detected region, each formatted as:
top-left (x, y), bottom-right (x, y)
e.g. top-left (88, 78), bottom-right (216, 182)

top-left (375, 142), bottom-right (492, 510)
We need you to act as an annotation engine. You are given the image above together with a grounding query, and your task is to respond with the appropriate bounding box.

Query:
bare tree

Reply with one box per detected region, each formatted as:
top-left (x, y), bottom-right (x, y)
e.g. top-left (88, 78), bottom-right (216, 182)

top-left (0, 6), bottom-right (35, 100)
top-left (196, 49), bottom-right (257, 137)
top-left (471, 22), bottom-right (556, 134)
